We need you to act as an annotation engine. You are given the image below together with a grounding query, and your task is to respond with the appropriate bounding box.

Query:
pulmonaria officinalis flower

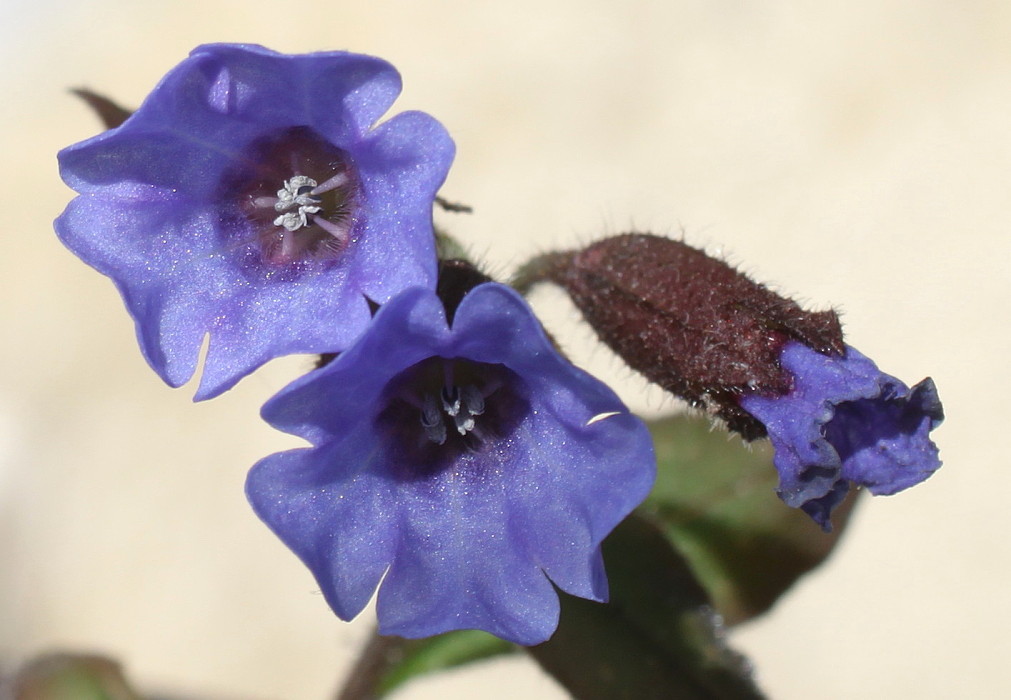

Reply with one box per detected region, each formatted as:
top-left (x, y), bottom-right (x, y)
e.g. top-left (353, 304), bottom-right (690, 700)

top-left (55, 44), bottom-right (454, 399)
top-left (245, 282), bottom-right (656, 644)
top-left (740, 342), bottom-right (942, 529)
top-left (519, 233), bottom-right (942, 529)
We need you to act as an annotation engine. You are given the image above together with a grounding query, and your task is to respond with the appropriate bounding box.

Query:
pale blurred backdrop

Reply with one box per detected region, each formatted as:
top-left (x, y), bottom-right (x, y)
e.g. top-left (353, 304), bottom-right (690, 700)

top-left (1, 1), bottom-right (1007, 698)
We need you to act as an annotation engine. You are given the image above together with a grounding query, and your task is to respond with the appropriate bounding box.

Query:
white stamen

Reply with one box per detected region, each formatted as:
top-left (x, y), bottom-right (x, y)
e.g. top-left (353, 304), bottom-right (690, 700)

top-left (452, 385), bottom-right (485, 435)
top-left (421, 383), bottom-right (487, 443)
top-left (455, 414), bottom-right (476, 435)
top-left (460, 385), bottom-right (485, 417)
top-left (278, 231), bottom-right (298, 260)
top-left (273, 211), bottom-right (309, 231)
top-left (311, 171), bottom-right (350, 195)
top-left (421, 394), bottom-right (447, 445)
top-left (275, 175), bottom-right (317, 206)
top-left (312, 216), bottom-right (350, 243)
top-left (272, 175), bottom-right (323, 231)
top-left (441, 387), bottom-right (462, 417)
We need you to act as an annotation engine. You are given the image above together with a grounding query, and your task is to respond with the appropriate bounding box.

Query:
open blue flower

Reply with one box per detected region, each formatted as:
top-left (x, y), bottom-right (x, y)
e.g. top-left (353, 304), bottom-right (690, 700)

top-left (740, 342), bottom-right (943, 530)
top-left (245, 283), bottom-right (656, 644)
top-left (56, 44), bottom-right (454, 399)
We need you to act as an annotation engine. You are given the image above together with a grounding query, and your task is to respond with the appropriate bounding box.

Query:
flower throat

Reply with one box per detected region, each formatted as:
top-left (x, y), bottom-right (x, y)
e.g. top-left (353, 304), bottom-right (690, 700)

top-left (222, 126), bottom-right (360, 267)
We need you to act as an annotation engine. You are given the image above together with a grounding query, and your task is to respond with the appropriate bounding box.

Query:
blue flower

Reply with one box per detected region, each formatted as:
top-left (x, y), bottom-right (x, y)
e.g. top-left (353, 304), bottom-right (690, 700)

top-left (739, 342), bottom-right (943, 530)
top-left (55, 44), bottom-right (454, 399)
top-left (245, 283), bottom-right (656, 644)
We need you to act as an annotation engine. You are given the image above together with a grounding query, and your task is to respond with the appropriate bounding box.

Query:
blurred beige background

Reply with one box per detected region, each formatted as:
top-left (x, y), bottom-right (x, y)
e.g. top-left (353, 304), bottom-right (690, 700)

top-left (1, 0), bottom-right (1007, 698)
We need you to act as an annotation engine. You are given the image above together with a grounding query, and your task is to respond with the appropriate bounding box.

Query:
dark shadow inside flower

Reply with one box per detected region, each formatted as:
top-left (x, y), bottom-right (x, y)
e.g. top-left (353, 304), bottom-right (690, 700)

top-left (821, 377), bottom-right (942, 497)
top-left (375, 356), bottom-right (530, 480)
top-left (216, 126), bottom-right (362, 280)
top-left (824, 385), bottom-right (927, 464)
top-left (796, 462), bottom-right (839, 486)
top-left (800, 481), bottom-right (850, 527)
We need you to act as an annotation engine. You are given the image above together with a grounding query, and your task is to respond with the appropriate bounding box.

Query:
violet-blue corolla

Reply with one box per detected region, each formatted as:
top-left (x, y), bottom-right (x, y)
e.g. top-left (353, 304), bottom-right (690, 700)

top-left (245, 283), bottom-right (656, 644)
top-left (740, 342), bottom-right (943, 530)
top-left (55, 44), bottom-right (454, 399)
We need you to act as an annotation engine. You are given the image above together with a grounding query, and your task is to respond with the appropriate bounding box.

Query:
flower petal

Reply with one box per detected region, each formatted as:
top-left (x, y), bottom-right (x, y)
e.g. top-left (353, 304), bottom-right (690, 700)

top-left (246, 440), bottom-right (399, 620)
top-left (375, 453), bottom-right (561, 644)
top-left (260, 287), bottom-right (449, 442)
top-left (247, 284), bottom-right (656, 642)
top-left (505, 404), bottom-right (653, 601)
top-left (740, 342), bottom-right (943, 529)
top-left (56, 45), bottom-right (452, 399)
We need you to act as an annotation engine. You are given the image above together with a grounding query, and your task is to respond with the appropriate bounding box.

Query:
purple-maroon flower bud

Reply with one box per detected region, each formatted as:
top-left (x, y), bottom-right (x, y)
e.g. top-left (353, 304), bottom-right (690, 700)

top-left (522, 233), bottom-right (943, 527)
top-left (519, 233), bottom-right (844, 439)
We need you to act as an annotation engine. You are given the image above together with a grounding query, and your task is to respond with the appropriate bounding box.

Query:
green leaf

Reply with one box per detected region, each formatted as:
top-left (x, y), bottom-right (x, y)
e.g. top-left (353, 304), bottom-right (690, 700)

top-left (9, 653), bottom-right (142, 700)
top-left (528, 515), bottom-right (764, 700)
top-left (641, 413), bottom-right (858, 624)
top-left (336, 629), bottom-right (517, 699)
top-left (377, 630), bottom-right (517, 695)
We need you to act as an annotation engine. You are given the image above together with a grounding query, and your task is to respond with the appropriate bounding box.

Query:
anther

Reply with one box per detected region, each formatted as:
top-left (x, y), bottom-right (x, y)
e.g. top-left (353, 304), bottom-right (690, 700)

top-left (421, 394), bottom-right (447, 445)
top-left (451, 385), bottom-right (485, 436)
top-left (272, 175), bottom-right (324, 232)
top-left (421, 383), bottom-right (487, 443)
top-left (441, 386), bottom-right (462, 417)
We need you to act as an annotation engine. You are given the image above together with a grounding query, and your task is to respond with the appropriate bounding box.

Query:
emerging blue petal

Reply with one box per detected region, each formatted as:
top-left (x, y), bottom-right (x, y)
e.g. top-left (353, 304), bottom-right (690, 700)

top-left (246, 283), bottom-right (656, 644)
top-left (739, 342), bottom-right (943, 530)
top-left (56, 44), bottom-right (454, 399)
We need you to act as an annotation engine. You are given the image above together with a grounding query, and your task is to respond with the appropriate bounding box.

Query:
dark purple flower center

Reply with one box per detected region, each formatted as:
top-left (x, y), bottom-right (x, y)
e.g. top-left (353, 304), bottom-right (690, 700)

top-left (823, 382), bottom-right (936, 463)
top-left (377, 357), bottom-right (529, 478)
top-left (218, 126), bottom-right (361, 269)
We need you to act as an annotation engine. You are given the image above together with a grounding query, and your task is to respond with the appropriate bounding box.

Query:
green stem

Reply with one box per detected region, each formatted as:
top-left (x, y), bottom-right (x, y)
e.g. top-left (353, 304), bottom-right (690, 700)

top-left (510, 251), bottom-right (567, 295)
top-left (333, 630), bottom-right (408, 700)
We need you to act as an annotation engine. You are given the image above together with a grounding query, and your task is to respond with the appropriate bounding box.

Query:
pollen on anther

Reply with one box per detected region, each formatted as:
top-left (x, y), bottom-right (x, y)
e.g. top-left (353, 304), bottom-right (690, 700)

top-left (272, 175), bottom-right (324, 232)
top-left (420, 383), bottom-right (488, 443)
